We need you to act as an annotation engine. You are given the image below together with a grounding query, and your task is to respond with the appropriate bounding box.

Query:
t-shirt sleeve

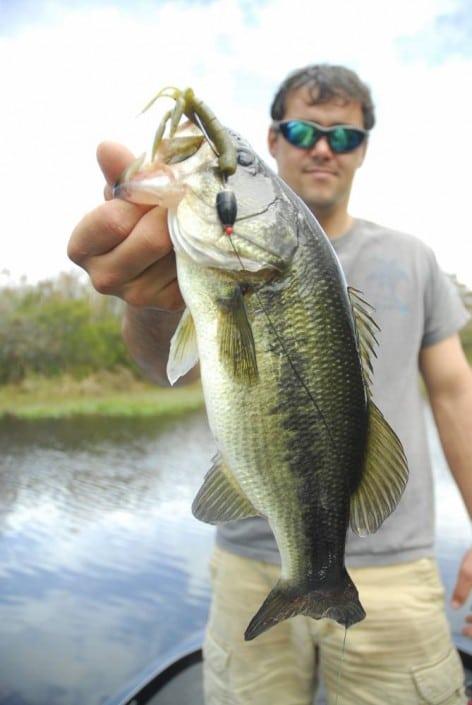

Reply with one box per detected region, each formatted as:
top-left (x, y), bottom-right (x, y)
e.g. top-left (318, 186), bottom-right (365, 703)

top-left (421, 247), bottom-right (470, 348)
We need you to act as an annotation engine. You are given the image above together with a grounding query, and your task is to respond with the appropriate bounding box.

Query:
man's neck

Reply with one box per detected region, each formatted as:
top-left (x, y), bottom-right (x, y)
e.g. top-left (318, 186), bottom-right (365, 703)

top-left (313, 207), bottom-right (353, 240)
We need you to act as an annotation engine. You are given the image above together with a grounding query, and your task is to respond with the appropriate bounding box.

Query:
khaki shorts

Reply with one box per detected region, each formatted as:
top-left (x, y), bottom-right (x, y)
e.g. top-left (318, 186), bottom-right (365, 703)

top-left (203, 547), bottom-right (466, 705)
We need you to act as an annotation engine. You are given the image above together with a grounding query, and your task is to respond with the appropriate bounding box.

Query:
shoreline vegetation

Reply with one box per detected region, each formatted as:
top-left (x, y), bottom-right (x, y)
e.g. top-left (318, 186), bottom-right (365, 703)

top-left (0, 271), bottom-right (204, 421)
top-left (0, 369), bottom-right (204, 420)
top-left (1, 271), bottom-right (470, 421)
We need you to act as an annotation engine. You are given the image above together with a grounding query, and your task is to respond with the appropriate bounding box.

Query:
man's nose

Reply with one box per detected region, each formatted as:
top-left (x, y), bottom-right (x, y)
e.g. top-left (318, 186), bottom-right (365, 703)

top-left (309, 136), bottom-right (333, 158)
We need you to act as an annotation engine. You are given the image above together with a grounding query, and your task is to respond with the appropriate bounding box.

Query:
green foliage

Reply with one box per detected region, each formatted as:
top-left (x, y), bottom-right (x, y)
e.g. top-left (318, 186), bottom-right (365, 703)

top-left (0, 272), bottom-right (134, 384)
top-left (1, 270), bottom-right (470, 387)
top-left (450, 274), bottom-right (472, 363)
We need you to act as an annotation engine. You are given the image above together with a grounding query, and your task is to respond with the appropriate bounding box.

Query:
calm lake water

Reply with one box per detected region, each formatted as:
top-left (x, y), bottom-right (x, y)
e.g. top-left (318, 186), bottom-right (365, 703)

top-left (0, 407), bottom-right (470, 704)
top-left (0, 412), bottom-right (216, 705)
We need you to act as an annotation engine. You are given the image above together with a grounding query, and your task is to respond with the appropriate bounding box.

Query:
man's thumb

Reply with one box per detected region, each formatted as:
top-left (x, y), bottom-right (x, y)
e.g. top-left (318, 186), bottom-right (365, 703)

top-left (97, 141), bottom-right (136, 186)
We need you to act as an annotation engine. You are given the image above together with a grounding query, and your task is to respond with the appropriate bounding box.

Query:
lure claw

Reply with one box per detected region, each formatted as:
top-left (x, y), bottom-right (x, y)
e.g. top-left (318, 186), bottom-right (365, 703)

top-left (141, 86), bottom-right (237, 177)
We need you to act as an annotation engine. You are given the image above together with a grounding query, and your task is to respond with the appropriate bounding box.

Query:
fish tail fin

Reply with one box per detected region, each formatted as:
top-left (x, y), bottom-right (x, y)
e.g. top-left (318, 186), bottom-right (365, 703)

top-left (244, 570), bottom-right (365, 641)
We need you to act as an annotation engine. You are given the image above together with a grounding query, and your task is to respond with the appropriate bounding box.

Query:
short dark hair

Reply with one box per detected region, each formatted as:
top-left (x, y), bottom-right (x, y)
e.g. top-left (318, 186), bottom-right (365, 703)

top-left (270, 64), bottom-right (375, 130)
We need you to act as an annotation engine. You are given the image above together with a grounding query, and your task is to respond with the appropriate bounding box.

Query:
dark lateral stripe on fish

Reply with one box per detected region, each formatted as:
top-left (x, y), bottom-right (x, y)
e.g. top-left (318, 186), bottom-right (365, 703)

top-left (254, 239), bottom-right (368, 579)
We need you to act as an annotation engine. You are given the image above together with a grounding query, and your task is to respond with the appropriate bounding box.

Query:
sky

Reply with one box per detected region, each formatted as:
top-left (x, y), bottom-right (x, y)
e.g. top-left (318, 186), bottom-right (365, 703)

top-left (1, 0), bottom-right (472, 287)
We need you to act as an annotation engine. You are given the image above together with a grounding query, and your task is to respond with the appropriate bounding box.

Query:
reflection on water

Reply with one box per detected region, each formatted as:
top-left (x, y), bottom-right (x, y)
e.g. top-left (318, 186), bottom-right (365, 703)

top-left (0, 412), bottom-right (216, 705)
top-left (0, 407), bottom-right (470, 705)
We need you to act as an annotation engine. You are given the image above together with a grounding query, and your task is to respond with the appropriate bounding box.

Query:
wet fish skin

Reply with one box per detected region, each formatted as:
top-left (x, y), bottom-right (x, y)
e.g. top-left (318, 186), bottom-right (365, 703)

top-left (179, 173), bottom-right (368, 637)
top-left (117, 118), bottom-right (408, 641)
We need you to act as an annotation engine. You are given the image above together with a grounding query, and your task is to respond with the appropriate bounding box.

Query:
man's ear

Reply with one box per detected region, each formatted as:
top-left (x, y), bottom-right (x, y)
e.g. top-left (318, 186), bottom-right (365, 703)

top-left (267, 127), bottom-right (278, 158)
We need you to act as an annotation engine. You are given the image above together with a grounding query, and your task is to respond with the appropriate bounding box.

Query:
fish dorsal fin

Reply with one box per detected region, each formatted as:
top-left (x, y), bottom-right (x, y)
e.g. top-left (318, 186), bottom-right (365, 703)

top-left (217, 286), bottom-right (258, 385)
top-left (192, 452), bottom-right (260, 524)
top-left (167, 308), bottom-right (199, 385)
top-left (347, 287), bottom-right (380, 391)
top-left (350, 401), bottom-right (409, 536)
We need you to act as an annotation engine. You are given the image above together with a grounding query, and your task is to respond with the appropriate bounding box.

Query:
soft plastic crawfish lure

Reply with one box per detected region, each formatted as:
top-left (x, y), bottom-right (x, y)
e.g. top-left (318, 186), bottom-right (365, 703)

top-left (116, 87), bottom-right (238, 233)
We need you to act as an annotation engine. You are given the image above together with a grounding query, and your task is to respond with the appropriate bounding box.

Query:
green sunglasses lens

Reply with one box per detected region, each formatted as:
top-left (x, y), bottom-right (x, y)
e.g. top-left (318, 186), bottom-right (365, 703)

top-left (279, 121), bottom-right (365, 153)
top-left (280, 121), bottom-right (319, 148)
top-left (329, 127), bottom-right (364, 152)
top-left (329, 127), bottom-right (350, 152)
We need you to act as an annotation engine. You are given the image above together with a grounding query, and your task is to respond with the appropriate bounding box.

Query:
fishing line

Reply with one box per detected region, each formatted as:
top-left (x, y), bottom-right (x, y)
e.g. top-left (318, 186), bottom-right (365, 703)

top-left (193, 112), bottom-right (220, 158)
top-left (226, 232), bottom-right (336, 450)
top-left (214, 163), bottom-right (336, 449)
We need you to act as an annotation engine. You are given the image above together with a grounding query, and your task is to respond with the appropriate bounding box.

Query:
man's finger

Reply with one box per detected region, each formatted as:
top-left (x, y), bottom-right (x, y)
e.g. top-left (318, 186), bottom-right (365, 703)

top-left (452, 577), bottom-right (470, 607)
top-left (86, 205), bottom-right (171, 283)
top-left (97, 141), bottom-right (136, 186)
top-left (451, 549), bottom-right (472, 607)
top-left (120, 251), bottom-right (182, 310)
top-left (462, 615), bottom-right (472, 638)
top-left (68, 199), bottom-right (148, 264)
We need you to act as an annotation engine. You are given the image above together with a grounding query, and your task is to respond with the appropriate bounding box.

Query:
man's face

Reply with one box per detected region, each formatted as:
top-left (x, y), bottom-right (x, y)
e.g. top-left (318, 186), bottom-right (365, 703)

top-left (268, 86), bottom-right (367, 215)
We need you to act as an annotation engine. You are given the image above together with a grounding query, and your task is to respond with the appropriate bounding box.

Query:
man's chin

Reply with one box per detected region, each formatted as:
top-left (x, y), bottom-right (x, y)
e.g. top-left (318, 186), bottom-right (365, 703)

top-left (304, 194), bottom-right (338, 215)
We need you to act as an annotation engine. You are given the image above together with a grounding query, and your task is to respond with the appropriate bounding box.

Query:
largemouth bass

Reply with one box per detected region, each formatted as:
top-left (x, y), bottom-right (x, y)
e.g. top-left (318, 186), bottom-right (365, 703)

top-left (115, 90), bottom-right (408, 641)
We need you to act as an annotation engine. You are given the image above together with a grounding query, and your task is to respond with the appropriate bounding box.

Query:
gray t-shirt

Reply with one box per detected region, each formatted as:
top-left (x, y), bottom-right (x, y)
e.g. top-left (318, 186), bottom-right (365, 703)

top-left (216, 219), bottom-right (469, 567)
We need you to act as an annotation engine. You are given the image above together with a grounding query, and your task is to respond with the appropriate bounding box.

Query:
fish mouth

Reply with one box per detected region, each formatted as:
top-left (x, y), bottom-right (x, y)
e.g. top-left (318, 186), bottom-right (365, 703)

top-left (112, 183), bottom-right (126, 199)
top-left (113, 161), bottom-right (189, 208)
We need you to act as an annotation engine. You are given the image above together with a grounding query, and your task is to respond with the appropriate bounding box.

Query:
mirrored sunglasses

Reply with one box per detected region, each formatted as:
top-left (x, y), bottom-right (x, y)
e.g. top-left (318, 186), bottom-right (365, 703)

top-left (274, 119), bottom-right (368, 154)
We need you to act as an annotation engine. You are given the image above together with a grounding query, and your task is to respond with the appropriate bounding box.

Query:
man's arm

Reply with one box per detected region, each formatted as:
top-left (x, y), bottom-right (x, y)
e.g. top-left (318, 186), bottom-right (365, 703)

top-left (419, 334), bottom-right (472, 635)
top-left (68, 142), bottom-right (195, 386)
top-left (122, 306), bottom-right (199, 386)
top-left (420, 334), bottom-right (472, 514)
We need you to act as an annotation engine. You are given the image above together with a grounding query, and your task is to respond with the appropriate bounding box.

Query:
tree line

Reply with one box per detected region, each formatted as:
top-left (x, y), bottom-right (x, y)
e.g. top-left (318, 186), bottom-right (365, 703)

top-left (0, 271), bottom-right (471, 386)
top-left (0, 272), bottom-right (132, 384)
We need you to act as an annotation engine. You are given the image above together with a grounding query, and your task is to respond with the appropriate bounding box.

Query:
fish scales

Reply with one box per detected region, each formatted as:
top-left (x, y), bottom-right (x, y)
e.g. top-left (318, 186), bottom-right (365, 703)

top-left (115, 98), bottom-right (408, 639)
top-left (175, 217), bottom-right (366, 588)
top-left (255, 228), bottom-right (367, 583)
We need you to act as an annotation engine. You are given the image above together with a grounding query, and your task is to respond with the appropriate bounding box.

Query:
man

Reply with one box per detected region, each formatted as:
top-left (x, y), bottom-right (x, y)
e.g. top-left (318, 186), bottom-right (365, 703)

top-left (68, 65), bottom-right (472, 704)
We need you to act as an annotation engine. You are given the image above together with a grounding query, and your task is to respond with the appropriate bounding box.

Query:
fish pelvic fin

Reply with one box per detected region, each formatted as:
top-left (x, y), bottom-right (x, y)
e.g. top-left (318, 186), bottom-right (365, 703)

top-left (350, 401), bottom-right (409, 536)
top-left (167, 308), bottom-right (199, 385)
top-left (192, 451), bottom-right (260, 524)
top-left (244, 570), bottom-right (365, 641)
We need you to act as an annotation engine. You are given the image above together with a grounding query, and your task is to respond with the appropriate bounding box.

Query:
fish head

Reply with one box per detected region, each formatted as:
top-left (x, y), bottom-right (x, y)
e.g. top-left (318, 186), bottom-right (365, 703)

top-left (115, 122), bottom-right (300, 275)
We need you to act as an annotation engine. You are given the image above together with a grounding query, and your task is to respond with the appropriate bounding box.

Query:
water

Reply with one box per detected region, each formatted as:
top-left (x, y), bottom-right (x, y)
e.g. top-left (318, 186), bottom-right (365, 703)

top-left (0, 412), bottom-right (216, 705)
top-left (0, 407), bottom-right (470, 705)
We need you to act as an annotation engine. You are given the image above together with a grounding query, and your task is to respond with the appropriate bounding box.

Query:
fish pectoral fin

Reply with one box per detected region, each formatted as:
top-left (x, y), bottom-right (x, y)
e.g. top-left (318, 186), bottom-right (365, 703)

top-left (217, 286), bottom-right (258, 385)
top-left (167, 308), bottom-right (199, 385)
top-left (350, 401), bottom-right (409, 536)
top-left (347, 287), bottom-right (380, 390)
top-left (192, 452), bottom-right (260, 524)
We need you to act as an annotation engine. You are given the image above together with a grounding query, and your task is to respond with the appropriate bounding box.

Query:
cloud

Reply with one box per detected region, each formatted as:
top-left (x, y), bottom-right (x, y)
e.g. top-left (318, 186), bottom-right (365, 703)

top-left (1, 0), bottom-right (472, 285)
top-left (397, 0), bottom-right (472, 62)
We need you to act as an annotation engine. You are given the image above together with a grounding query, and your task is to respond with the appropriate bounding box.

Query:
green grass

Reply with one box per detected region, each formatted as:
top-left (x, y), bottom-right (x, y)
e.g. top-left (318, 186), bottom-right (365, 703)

top-left (0, 370), bottom-right (204, 420)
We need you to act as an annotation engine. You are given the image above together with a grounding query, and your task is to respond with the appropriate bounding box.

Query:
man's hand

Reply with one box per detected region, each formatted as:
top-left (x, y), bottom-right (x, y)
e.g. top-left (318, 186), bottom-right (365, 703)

top-left (451, 547), bottom-right (472, 637)
top-left (67, 141), bottom-right (184, 311)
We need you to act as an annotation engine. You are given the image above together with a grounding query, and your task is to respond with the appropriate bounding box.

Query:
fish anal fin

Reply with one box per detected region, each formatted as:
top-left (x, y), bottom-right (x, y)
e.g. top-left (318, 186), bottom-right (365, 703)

top-left (192, 452), bottom-right (260, 524)
top-left (350, 401), bottom-right (409, 536)
top-left (167, 308), bottom-right (199, 385)
top-left (347, 287), bottom-right (380, 391)
top-left (217, 286), bottom-right (258, 385)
